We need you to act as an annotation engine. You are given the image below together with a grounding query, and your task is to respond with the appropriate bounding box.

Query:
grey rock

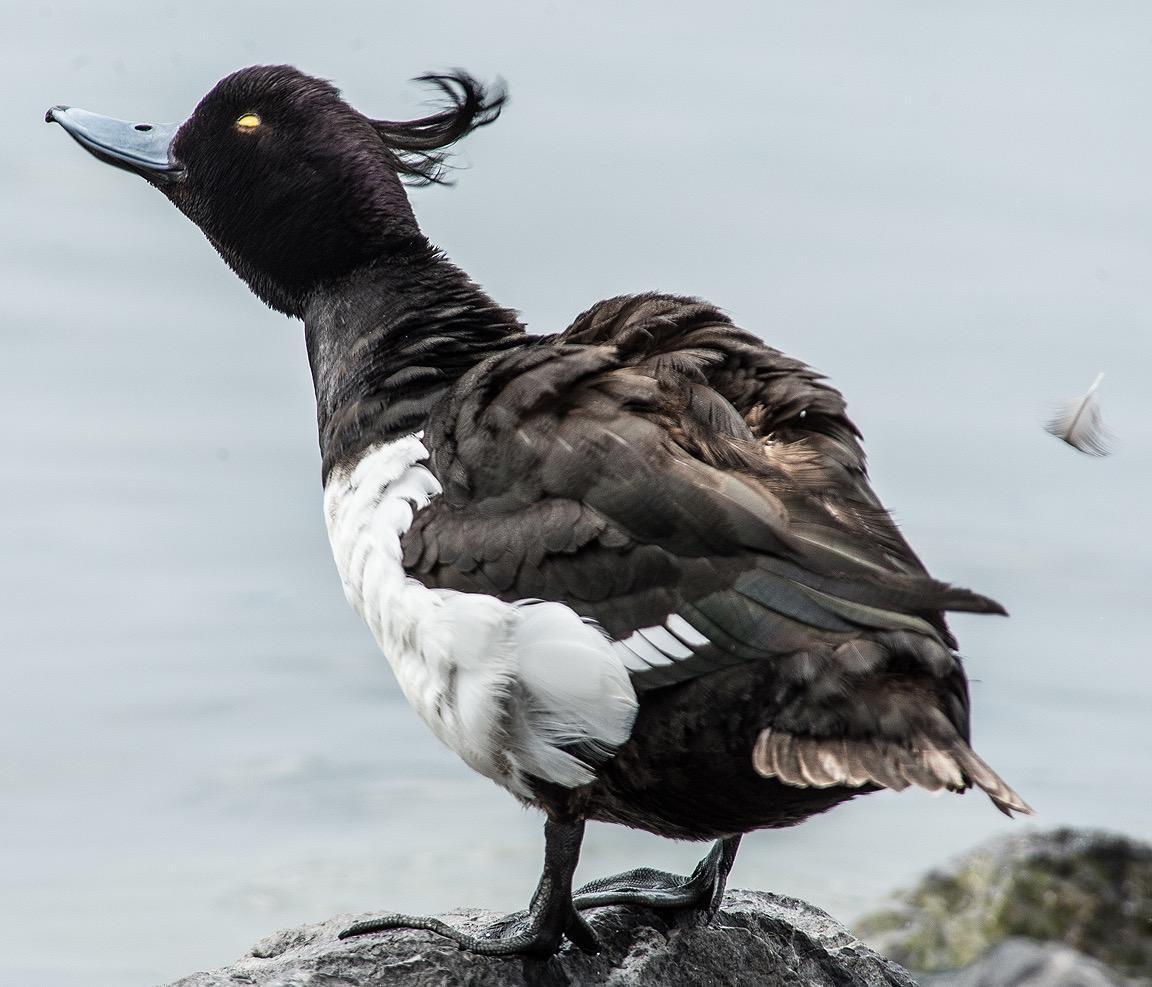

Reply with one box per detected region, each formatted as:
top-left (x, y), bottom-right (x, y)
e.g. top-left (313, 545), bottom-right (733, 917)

top-left (164, 890), bottom-right (917, 987)
top-left (915, 938), bottom-right (1121, 987)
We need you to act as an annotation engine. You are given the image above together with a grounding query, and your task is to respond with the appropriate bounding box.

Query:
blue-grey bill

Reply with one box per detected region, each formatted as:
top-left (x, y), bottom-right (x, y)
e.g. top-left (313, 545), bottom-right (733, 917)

top-left (46, 105), bottom-right (183, 177)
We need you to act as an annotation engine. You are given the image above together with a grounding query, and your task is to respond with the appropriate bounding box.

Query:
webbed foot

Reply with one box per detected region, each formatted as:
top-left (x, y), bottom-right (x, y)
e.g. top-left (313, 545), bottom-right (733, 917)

top-left (339, 817), bottom-right (599, 957)
top-left (573, 835), bottom-right (741, 915)
top-left (339, 903), bottom-right (599, 956)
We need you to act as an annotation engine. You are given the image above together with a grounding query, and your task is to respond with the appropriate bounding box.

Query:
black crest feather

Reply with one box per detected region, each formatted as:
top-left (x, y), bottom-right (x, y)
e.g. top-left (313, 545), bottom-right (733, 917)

top-left (372, 71), bottom-right (507, 186)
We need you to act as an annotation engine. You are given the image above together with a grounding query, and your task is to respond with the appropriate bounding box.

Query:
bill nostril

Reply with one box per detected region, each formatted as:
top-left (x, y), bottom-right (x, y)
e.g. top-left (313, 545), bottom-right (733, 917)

top-left (134, 124), bottom-right (153, 132)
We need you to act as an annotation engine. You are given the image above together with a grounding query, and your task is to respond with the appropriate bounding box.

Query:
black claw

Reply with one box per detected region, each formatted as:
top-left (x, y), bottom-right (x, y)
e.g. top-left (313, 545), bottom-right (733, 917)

top-left (564, 908), bottom-right (601, 954)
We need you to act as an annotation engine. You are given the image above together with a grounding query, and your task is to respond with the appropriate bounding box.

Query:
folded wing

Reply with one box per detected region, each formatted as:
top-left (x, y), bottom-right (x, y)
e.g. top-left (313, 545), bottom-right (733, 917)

top-left (403, 295), bottom-right (1028, 813)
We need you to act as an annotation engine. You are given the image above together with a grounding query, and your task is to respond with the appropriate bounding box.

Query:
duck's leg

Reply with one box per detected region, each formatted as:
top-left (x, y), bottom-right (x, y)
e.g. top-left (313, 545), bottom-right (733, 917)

top-left (572, 835), bottom-right (741, 914)
top-left (339, 817), bottom-right (599, 957)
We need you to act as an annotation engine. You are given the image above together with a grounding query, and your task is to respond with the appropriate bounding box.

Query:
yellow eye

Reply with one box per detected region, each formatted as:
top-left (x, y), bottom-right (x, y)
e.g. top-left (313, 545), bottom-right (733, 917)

top-left (235, 113), bottom-right (262, 131)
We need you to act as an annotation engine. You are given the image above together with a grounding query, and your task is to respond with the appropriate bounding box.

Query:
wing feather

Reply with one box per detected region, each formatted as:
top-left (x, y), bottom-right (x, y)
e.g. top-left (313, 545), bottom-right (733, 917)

top-left (1045, 372), bottom-right (1111, 456)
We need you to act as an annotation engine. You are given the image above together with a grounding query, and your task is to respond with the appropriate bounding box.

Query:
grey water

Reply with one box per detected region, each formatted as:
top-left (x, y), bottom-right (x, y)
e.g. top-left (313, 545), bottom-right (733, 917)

top-left (2, 2), bottom-right (1151, 984)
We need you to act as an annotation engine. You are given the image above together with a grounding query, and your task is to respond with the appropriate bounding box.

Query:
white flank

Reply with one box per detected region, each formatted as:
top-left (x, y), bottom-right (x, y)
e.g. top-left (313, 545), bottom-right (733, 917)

top-left (323, 434), bottom-right (638, 796)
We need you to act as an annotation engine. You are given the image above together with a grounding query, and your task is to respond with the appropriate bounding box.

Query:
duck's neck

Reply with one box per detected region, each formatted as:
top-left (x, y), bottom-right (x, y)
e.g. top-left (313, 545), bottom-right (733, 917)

top-left (303, 240), bottom-right (525, 481)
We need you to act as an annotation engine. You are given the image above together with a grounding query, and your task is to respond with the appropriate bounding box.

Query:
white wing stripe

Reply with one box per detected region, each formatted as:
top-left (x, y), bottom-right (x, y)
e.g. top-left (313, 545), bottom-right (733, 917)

top-left (665, 613), bottom-right (710, 648)
top-left (617, 630), bottom-right (677, 667)
top-left (615, 643), bottom-right (658, 673)
top-left (638, 625), bottom-right (694, 659)
top-left (611, 615), bottom-right (714, 678)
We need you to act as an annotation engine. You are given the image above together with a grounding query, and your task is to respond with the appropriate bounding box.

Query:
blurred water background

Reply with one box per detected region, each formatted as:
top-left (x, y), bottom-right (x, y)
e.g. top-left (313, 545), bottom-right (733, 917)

top-left (2, 2), bottom-right (1151, 984)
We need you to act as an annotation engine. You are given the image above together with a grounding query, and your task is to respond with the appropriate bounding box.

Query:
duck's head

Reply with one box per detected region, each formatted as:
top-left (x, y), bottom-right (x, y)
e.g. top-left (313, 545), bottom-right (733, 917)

top-left (47, 65), bottom-right (505, 315)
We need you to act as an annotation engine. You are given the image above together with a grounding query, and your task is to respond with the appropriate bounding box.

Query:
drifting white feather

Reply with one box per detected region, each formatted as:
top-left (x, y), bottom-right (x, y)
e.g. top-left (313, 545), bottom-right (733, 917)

top-left (1045, 372), bottom-right (1111, 457)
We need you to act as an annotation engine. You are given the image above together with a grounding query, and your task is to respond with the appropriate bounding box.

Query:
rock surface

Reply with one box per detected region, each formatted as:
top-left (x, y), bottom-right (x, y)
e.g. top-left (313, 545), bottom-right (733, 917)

top-left (856, 828), bottom-right (1152, 984)
top-left (915, 938), bottom-right (1122, 987)
top-left (166, 890), bottom-right (916, 987)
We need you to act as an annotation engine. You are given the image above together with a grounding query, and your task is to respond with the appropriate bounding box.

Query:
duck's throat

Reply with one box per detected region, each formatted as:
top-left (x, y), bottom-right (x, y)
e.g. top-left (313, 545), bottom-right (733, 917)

top-left (303, 245), bottom-right (524, 481)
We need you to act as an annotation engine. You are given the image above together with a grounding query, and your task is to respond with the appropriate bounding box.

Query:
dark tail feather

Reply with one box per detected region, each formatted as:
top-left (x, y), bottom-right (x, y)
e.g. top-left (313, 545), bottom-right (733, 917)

top-left (753, 728), bottom-right (1033, 817)
top-left (936, 584), bottom-right (1008, 617)
top-left (950, 744), bottom-right (1034, 817)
